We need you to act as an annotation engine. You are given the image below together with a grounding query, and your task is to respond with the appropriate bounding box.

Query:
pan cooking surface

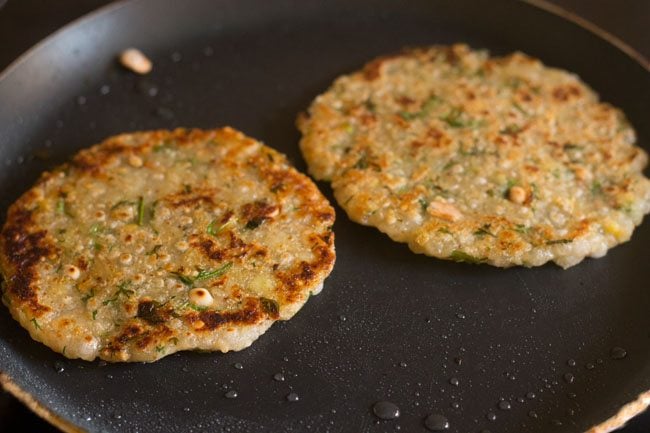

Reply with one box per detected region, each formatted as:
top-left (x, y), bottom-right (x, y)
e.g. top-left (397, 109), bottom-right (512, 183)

top-left (0, 0), bottom-right (648, 432)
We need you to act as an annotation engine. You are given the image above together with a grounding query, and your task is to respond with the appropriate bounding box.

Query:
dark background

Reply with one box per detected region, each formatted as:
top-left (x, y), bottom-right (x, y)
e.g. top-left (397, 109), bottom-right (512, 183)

top-left (0, 0), bottom-right (648, 432)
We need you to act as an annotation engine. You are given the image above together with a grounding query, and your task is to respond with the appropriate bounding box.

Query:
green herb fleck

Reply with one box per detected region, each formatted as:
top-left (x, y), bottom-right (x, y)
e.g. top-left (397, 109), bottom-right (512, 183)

top-left (172, 262), bottom-right (233, 287)
top-left (500, 124), bottom-right (523, 135)
top-left (147, 244), bottom-right (163, 256)
top-left (440, 107), bottom-right (483, 128)
top-left (512, 102), bottom-right (528, 115)
top-left (103, 281), bottom-right (134, 305)
top-left (438, 227), bottom-right (452, 235)
top-left (195, 263), bottom-right (233, 282)
top-left (110, 199), bottom-right (135, 210)
top-left (514, 224), bottom-right (530, 234)
top-left (546, 239), bottom-right (572, 245)
top-left (155, 345), bottom-right (165, 353)
top-left (591, 181), bottom-right (603, 195)
top-left (418, 198), bottom-right (429, 212)
top-left (207, 219), bottom-right (235, 236)
top-left (449, 250), bottom-right (486, 264)
top-left (136, 196), bottom-right (145, 226)
top-left (31, 318), bottom-right (41, 330)
top-left (62, 346), bottom-right (67, 356)
top-left (364, 99), bottom-right (376, 113)
top-left (474, 224), bottom-right (496, 238)
top-left (169, 337), bottom-right (179, 345)
top-left (92, 310), bottom-right (98, 320)
top-left (353, 154), bottom-right (368, 170)
top-left (81, 289), bottom-right (95, 303)
top-left (171, 272), bottom-right (195, 286)
top-left (399, 95), bottom-right (442, 120)
top-left (259, 297), bottom-right (279, 316)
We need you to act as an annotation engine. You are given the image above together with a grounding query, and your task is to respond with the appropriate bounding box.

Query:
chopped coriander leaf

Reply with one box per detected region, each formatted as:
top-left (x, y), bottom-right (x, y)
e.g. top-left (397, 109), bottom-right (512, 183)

top-left (514, 224), bottom-right (530, 234)
top-left (399, 95), bottom-right (442, 120)
top-left (418, 198), bottom-right (429, 212)
top-left (207, 219), bottom-right (235, 236)
top-left (259, 297), bottom-right (279, 316)
top-left (195, 262), bottom-right (233, 282)
top-left (136, 196), bottom-right (145, 226)
top-left (474, 224), bottom-right (496, 237)
top-left (591, 180), bottom-right (603, 195)
top-left (440, 107), bottom-right (483, 128)
top-left (92, 310), bottom-right (98, 320)
top-left (81, 289), bottom-right (95, 303)
top-left (172, 262), bottom-right (233, 287)
top-left (56, 198), bottom-right (66, 215)
top-left (31, 318), bottom-right (41, 329)
top-left (146, 244), bottom-right (163, 255)
top-left (449, 250), bottom-right (486, 264)
top-left (500, 124), bottom-right (522, 135)
top-left (546, 239), bottom-right (572, 245)
top-left (110, 199), bottom-right (135, 210)
top-left (155, 345), bottom-right (165, 353)
top-left (353, 154), bottom-right (368, 169)
top-left (512, 102), bottom-right (528, 115)
top-left (171, 272), bottom-right (195, 286)
top-left (103, 281), bottom-right (134, 305)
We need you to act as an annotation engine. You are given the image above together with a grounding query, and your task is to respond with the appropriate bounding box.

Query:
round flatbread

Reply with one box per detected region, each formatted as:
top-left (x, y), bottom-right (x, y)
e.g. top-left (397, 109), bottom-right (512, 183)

top-left (298, 44), bottom-right (650, 268)
top-left (0, 127), bottom-right (335, 362)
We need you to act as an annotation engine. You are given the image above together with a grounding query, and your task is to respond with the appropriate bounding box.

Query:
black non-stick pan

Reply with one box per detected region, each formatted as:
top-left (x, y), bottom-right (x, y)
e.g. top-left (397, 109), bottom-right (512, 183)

top-left (0, 1), bottom-right (649, 432)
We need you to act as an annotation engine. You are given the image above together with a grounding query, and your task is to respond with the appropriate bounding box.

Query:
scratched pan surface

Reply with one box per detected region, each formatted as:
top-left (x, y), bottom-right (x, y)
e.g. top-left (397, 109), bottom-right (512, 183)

top-left (0, 0), bottom-right (649, 432)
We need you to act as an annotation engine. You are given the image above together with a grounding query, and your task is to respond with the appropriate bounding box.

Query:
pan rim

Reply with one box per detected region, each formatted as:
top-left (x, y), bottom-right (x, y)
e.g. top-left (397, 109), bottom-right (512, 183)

top-left (0, 1), bottom-right (648, 432)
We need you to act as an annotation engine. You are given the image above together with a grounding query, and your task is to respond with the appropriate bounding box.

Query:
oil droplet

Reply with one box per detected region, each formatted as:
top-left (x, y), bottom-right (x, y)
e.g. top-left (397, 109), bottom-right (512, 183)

top-left (567, 392), bottom-right (577, 399)
top-left (567, 358), bottom-right (576, 367)
top-left (585, 362), bottom-right (595, 370)
top-left (526, 392), bottom-right (536, 399)
top-left (610, 347), bottom-right (627, 360)
top-left (233, 362), bottom-right (243, 370)
top-left (528, 410), bottom-right (538, 418)
top-left (449, 377), bottom-right (459, 386)
top-left (372, 401), bottom-right (400, 420)
top-left (424, 413), bottom-right (449, 431)
top-left (486, 412), bottom-right (496, 422)
top-left (53, 362), bottom-right (65, 373)
top-left (450, 401), bottom-right (460, 409)
top-left (286, 392), bottom-right (300, 402)
top-left (517, 396), bottom-right (525, 403)
top-left (183, 407), bottom-right (190, 412)
top-left (551, 419), bottom-right (563, 426)
top-left (339, 315), bottom-right (347, 321)
top-left (273, 373), bottom-right (285, 382)
top-left (154, 107), bottom-right (175, 120)
top-left (456, 313), bottom-right (466, 319)
top-left (399, 362), bottom-right (408, 368)
top-left (453, 357), bottom-right (462, 366)
top-left (224, 390), bottom-right (238, 399)
top-left (498, 400), bottom-right (511, 410)
top-left (563, 373), bottom-right (575, 384)
top-left (566, 408), bottom-right (575, 416)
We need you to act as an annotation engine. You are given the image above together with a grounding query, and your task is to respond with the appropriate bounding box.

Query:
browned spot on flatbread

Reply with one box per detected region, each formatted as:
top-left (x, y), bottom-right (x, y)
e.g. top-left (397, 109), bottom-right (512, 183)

top-left (0, 208), bottom-right (54, 316)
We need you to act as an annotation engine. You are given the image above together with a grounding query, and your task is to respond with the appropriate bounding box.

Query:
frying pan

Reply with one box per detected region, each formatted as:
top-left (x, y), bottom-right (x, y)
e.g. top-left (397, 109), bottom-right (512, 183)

top-left (0, 1), bottom-right (649, 432)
